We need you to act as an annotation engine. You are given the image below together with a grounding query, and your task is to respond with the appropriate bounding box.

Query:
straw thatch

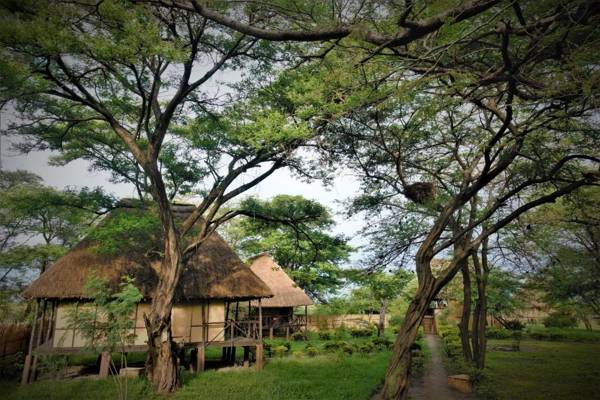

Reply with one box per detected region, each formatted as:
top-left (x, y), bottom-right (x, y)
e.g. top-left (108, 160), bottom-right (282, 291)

top-left (248, 253), bottom-right (313, 308)
top-left (23, 204), bottom-right (272, 301)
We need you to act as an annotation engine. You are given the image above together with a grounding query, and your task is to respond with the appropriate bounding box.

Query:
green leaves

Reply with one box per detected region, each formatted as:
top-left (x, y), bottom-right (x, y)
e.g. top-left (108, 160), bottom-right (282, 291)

top-left (68, 274), bottom-right (142, 353)
top-left (225, 195), bottom-right (352, 300)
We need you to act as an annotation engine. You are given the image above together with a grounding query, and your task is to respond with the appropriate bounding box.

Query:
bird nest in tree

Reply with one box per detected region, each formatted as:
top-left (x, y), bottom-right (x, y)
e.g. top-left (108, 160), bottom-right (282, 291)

top-left (404, 182), bottom-right (437, 204)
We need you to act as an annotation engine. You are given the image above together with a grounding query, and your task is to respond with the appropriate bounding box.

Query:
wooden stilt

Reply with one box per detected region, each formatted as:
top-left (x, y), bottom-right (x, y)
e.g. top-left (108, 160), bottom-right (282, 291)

top-left (21, 355), bottom-right (33, 385)
top-left (255, 344), bottom-right (263, 370)
top-left (285, 326), bottom-right (290, 341)
top-left (196, 345), bottom-right (205, 373)
top-left (243, 346), bottom-right (250, 368)
top-left (99, 351), bottom-right (111, 378)
top-left (304, 305), bottom-right (308, 337)
top-left (231, 346), bottom-right (236, 363)
top-left (190, 348), bottom-right (198, 372)
top-left (21, 301), bottom-right (39, 385)
top-left (269, 326), bottom-right (273, 340)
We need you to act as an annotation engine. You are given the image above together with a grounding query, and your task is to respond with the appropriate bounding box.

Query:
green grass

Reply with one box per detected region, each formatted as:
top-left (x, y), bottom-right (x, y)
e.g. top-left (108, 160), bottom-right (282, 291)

top-left (1, 348), bottom-right (391, 400)
top-left (524, 326), bottom-right (600, 342)
top-left (478, 339), bottom-right (600, 400)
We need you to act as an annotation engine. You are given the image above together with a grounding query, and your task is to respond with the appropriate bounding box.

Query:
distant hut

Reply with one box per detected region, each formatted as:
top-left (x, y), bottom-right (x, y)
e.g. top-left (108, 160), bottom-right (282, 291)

top-left (20, 204), bottom-right (272, 383)
top-left (248, 253), bottom-right (314, 340)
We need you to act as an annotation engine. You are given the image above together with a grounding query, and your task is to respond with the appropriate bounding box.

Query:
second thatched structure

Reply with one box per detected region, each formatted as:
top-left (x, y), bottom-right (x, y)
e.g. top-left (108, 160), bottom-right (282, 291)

top-left (248, 253), bottom-right (314, 340)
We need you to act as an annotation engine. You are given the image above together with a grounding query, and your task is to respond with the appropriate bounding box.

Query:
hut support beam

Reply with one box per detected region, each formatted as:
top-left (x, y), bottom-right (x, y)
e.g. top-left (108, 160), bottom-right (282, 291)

top-left (99, 351), bottom-right (111, 378)
top-left (196, 345), bottom-right (205, 373)
top-left (255, 344), bottom-right (263, 370)
top-left (21, 301), bottom-right (38, 385)
top-left (304, 305), bottom-right (308, 337)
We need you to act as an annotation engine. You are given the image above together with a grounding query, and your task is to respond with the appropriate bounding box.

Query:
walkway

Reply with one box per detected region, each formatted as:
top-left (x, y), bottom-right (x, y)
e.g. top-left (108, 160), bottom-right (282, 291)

top-left (408, 334), bottom-right (475, 400)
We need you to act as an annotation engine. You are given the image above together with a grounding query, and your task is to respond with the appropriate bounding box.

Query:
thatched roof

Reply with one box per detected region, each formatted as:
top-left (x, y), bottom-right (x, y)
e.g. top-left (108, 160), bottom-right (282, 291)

top-left (23, 204), bottom-right (273, 301)
top-left (248, 253), bottom-right (313, 308)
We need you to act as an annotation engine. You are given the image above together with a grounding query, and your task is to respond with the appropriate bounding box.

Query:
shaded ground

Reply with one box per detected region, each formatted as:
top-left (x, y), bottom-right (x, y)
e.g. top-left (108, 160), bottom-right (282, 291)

top-left (408, 334), bottom-right (474, 400)
top-left (479, 339), bottom-right (600, 400)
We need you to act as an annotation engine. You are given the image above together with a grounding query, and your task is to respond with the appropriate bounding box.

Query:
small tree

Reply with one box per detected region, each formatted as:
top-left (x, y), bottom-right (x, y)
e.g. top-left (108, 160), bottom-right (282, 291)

top-left (68, 275), bottom-right (142, 400)
top-left (349, 270), bottom-right (412, 337)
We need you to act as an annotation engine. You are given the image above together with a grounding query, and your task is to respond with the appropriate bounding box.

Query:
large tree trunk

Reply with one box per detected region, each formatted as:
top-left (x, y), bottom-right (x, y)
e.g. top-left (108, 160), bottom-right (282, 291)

top-left (471, 240), bottom-right (489, 369)
top-left (379, 271), bottom-right (437, 400)
top-left (458, 261), bottom-right (473, 363)
top-left (143, 165), bottom-right (183, 393)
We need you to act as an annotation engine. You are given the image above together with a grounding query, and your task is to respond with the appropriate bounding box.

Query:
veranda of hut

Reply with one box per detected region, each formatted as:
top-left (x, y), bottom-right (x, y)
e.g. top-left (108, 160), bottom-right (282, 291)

top-left (20, 204), bottom-right (273, 383)
top-left (248, 253), bottom-right (314, 340)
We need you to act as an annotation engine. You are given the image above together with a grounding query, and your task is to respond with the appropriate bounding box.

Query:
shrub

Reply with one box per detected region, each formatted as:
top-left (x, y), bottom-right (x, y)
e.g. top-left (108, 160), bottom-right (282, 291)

top-left (503, 320), bottom-right (525, 331)
top-left (305, 346), bottom-right (319, 357)
top-left (350, 327), bottom-right (374, 338)
top-left (318, 330), bottom-right (332, 340)
top-left (341, 343), bottom-right (354, 355)
top-left (323, 340), bottom-right (349, 352)
top-left (371, 337), bottom-right (393, 350)
top-left (544, 311), bottom-right (578, 328)
top-left (486, 327), bottom-right (512, 339)
top-left (333, 325), bottom-right (350, 340)
top-left (291, 331), bottom-right (306, 341)
top-left (410, 342), bottom-right (422, 352)
top-left (358, 342), bottom-right (375, 354)
top-left (273, 345), bottom-right (289, 357)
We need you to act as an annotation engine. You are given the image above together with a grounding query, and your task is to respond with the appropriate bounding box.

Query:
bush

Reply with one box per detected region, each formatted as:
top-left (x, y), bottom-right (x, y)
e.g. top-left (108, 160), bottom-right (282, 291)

top-left (357, 342), bottom-right (375, 354)
top-left (544, 311), bottom-right (578, 328)
top-left (318, 330), bottom-right (332, 340)
top-left (410, 342), bottom-right (422, 352)
top-left (371, 337), bottom-right (393, 350)
top-left (341, 343), bottom-right (354, 355)
top-left (504, 320), bottom-right (525, 331)
top-left (350, 327), bottom-right (374, 338)
top-left (333, 325), bottom-right (350, 340)
top-left (273, 345), bottom-right (289, 357)
top-left (323, 340), bottom-right (349, 352)
top-left (305, 346), bottom-right (319, 357)
top-left (291, 331), bottom-right (306, 341)
top-left (486, 327), bottom-right (512, 339)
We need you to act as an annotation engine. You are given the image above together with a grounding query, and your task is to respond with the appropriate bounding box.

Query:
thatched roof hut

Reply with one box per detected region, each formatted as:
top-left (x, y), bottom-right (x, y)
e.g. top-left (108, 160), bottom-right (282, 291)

top-left (23, 204), bottom-right (272, 301)
top-left (248, 253), bottom-right (313, 308)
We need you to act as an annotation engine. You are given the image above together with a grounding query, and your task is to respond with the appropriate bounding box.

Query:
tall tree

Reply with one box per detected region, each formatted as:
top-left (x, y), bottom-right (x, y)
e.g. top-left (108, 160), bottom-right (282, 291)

top-left (0, 2), bottom-right (314, 392)
top-left (224, 195), bottom-right (352, 302)
top-left (161, 3), bottom-right (600, 397)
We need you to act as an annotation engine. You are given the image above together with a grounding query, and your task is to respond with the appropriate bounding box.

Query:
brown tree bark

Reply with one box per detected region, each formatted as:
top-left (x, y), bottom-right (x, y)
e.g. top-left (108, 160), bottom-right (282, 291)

top-left (379, 264), bottom-right (437, 400)
top-left (458, 261), bottom-right (473, 363)
top-left (471, 239), bottom-right (489, 369)
top-left (143, 163), bottom-right (183, 393)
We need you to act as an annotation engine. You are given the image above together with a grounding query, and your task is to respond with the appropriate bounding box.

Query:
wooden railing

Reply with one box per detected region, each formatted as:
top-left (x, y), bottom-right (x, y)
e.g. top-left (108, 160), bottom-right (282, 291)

top-left (204, 320), bottom-right (260, 347)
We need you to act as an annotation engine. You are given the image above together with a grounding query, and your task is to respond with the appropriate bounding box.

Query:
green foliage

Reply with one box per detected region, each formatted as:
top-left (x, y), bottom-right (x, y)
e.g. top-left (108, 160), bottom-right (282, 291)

top-left (349, 326), bottom-right (376, 338)
top-left (543, 310), bottom-right (578, 329)
top-left (305, 346), bottom-right (319, 357)
top-left (291, 331), bottom-right (305, 341)
top-left (225, 195), bottom-right (352, 300)
top-left (68, 274), bottom-right (143, 353)
top-left (87, 207), bottom-right (161, 255)
top-left (317, 331), bottom-right (332, 340)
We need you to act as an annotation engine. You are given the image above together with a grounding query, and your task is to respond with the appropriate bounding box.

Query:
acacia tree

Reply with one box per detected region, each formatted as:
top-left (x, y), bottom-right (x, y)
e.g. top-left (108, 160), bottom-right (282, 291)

top-left (348, 270), bottom-right (413, 337)
top-left (224, 195), bottom-right (352, 301)
top-left (169, 2), bottom-right (600, 397)
top-left (0, 2), bottom-right (317, 392)
top-left (505, 186), bottom-right (600, 322)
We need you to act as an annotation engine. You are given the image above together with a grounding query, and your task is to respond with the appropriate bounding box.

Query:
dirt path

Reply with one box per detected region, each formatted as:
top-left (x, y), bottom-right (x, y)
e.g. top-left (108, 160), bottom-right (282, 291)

top-left (408, 334), bottom-right (475, 400)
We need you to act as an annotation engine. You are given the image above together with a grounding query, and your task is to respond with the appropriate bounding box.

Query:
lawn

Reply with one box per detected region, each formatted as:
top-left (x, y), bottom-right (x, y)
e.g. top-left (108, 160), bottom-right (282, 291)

top-left (0, 339), bottom-right (393, 400)
top-left (478, 339), bottom-right (600, 400)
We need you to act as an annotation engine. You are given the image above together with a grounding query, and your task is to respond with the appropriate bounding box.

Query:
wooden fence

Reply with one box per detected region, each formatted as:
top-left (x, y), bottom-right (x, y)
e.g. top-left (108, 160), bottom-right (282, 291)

top-left (306, 314), bottom-right (389, 331)
top-left (0, 323), bottom-right (30, 358)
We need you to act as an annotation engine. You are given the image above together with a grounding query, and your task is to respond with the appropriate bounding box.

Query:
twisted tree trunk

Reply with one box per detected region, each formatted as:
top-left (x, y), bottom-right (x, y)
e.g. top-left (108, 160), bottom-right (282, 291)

top-left (471, 240), bottom-right (489, 369)
top-left (143, 165), bottom-right (183, 393)
top-left (458, 261), bottom-right (473, 363)
top-left (379, 267), bottom-right (437, 400)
